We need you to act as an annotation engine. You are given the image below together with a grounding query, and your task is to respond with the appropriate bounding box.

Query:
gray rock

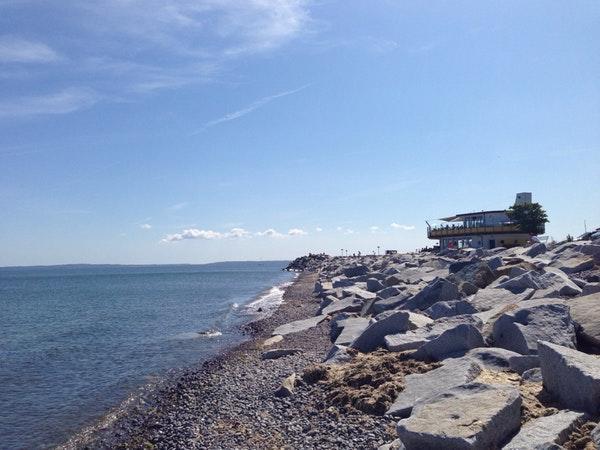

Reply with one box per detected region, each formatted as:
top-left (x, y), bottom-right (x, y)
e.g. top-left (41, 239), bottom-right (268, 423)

top-left (367, 278), bottom-right (385, 292)
top-left (449, 258), bottom-right (478, 274)
top-left (525, 242), bottom-right (547, 258)
top-left (334, 317), bottom-right (370, 346)
top-left (591, 422), bottom-right (600, 447)
top-left (582, 283), bottom-right (600, 296)
top-left (414, 324), bottom-right (485, 361)
top-left (261, 348), bottom-right (302, 360)
top-left (378, 286), bottom-right (403, 299)
top-left (323, 344), bottom-right (356, 365)
top-left (495, 270), bottom-right (544, 294)
top-left (568, 292), bottom-right (600, 348)
top-left (329, 312), bottom-right (357, 340)
top-left (485, 256), bottom-right (503, 272)
top-left (332, 277), bottom-right (354, 288)
top-left (342, 286), bottom-right (376, 301)
top-left (402, 278), bottom-right (460, 311)
top-left (492, 299), bottom-right (576, 355)
top-left (396, 383), bottom-right (522, 450)
top-left (449, 262), bottom-right (497, 289)
top-left (467, 288), bottom-right (534, 312)
top-left (351, 311), bottom-right (432, 353)
top-left (377, 439), bottom-right (405, 450)
top-left (509, 355), bottom-right (540, 375)
top-left (321, 296), bottom-right (364, 316)
top-left (274, 373), bottom-right (297, 397)
top-left (551, 254), bottom-right (595, 274)
top-left (387, 357), bottom-right (482, 417)
top-left (521, 367), bottom-right (543, 382)
top-left (317, 295), bottom-right (338, 314)
top-left (425, 300), bottom-right (477, 319)
top-left (272, 315), bottom-right (328, 336)
top-left (344, 264), bottom-right (369, 278)
top-left (466, 347), bottom-right (521, 372)
top-left (386, 315), bottom-right (482, 352)
top-left (539, 340), bottom-right (600, 413)
top-left (503, 410), bottom-right (586, 450)
top-left (372, 293), bottom-right (410, 315)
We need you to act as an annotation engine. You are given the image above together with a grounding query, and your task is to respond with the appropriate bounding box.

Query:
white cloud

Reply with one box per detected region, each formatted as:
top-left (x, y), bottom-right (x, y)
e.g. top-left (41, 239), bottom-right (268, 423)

top-left (369, 226), bottom-right (379, 233)
top-left (288, 228), bottom-right (307, 236)
top-left (227, 227), bottom-right (250, 238)
top-left (167, 201), bottom-right (189, 211)
top-left (0, 36), bottom-right (61, 63)
top-left (0, 88), bottom-right (99, 118)
top-left (140, 223), bottom-right (152, 229)
top-left (315, 227), bottom-right (323, 232)
top-left (256, 228), bottom-right (284, 238)
top-left (194, 84), bottom-right (310, 133)
top-left (391, 223), bottom-right (415, 231)
top-left (163, 228), bottom-right (223, 242)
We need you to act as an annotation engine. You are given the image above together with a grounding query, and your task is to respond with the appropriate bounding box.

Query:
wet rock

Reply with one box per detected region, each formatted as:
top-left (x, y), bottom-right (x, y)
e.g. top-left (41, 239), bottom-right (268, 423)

top-left (396, 383), bottom-right (521, 449)
top-left (503, 409), bottom-right (586, 450)
top-left (492, 299), bottom-right (576, 355)
top-left (539, 341), bottom-right (600, 413)
top-left (387, 357), bottom-right (482, 417)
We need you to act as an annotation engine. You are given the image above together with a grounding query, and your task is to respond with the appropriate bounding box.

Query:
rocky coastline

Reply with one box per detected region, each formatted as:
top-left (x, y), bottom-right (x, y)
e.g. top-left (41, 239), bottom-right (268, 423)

top-left (62, 236), bottom-right (600, 449)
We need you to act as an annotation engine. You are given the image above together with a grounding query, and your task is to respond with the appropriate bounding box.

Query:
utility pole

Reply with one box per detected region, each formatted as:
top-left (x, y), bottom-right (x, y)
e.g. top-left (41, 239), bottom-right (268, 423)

top-left (377, 245), bottom-right (380, 256)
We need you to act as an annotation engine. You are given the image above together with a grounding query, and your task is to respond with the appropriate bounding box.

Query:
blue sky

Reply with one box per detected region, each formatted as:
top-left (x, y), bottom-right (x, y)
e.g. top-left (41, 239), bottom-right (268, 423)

top-left (1, 1), bottom-right (599, 265)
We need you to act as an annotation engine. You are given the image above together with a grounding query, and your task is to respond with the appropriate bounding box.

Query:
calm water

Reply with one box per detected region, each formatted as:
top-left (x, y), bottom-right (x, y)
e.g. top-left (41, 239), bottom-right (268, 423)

top-left (0, 261), bottom-right (293, 450)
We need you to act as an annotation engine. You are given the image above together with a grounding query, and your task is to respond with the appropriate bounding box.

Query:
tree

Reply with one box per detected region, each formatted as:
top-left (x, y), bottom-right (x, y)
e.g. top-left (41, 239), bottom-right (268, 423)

top-left (506, 202), bottom-right (549, 235)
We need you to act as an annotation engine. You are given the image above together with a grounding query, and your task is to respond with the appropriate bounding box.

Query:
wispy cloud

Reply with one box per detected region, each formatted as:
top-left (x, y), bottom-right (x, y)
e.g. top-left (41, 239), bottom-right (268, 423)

top-left (0, 88), bottom-right (99, 118)
top-left (391, 223), bottom-right (415, 231)
top-left (256, 228), bottom-right (284, 238)
top-left (288, 228), bottom-right (307, 236)
top-left (0, 1), bottom-right (312, 118)
top-left (140, 223), bottom-right (152, 229)
top-left (315, 227), bottom-right (323, 232)
top-left (167, 201), bottom-right (189, 212)
top-left (0, 36), bottom-right (61, 63)
top-left (369, 226), bottom-right (380, 233)
top-left (162, 226), bottom-right (251, 242)
top-left (193, 84), bottom-right (311, 134)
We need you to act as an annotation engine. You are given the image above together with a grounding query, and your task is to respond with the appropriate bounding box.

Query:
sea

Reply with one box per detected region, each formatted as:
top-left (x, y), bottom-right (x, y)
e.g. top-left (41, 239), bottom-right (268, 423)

top-left (0, 261), bottom-right (295, 450)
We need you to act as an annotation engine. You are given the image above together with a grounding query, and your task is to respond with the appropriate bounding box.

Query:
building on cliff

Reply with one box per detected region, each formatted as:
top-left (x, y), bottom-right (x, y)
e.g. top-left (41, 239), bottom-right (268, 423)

top-left (427, 192), bottom-right (541, 250)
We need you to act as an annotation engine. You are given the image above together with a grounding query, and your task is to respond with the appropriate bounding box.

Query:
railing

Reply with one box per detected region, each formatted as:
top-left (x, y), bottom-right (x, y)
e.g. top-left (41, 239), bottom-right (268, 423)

top-left (427, 223), bottom-right (523, 239)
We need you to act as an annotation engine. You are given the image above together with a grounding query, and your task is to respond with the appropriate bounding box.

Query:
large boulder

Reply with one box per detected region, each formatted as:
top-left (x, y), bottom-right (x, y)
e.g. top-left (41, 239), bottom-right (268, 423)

top-left (321, 296), bottom-right (364, 316)
top-left (539, 341), bottom-right (600, 413)
top-left (414, 324), bottom-right (485, 361)
top-left (401, 278), bottom-right (460, 311)
top-left (550, 253), bottom-right (595, 274)
top-left (371, 293), bottom-right (410, 315)
top-left (449, 258), bottom-right (478, 274)
top-left (496, 270), bottom-right (581, 296)
top-left (272, 315), bottom-right (328, 336)
top-left (396, 383), bottom-right (522, 450)
top-left (378, 286), bottom-right (404, 299)
top-left (424, 300), bottom-right (477, 319)
top-left (525, 242), bottom-right (547, 258)
top-left (566, 292), bottom-right (600, 349)
top-left (367, 278), bottom-right (385, 292)
top-left (386, 315), bottom-right (483, 352)
top-left (350, 311), bottom-right (432, 353)
top-left (492, 299), bottom-right (576, 355)
top-left (387, 357), bottom-right (482, 417)
top-left (467, 288), bottom-right (534, 312)
top-left (448, 262), bottom-right (497, 289)
top-left (465, 347), bottom-right (522, 372)
top-left (342, 286), bottom-right (376, 300)
top-left (334, 317), bottom-right (370, 346)
top-left (503, 410), bottom-right (586, 450)
top-left (344, 264), bottom-right (369, 278)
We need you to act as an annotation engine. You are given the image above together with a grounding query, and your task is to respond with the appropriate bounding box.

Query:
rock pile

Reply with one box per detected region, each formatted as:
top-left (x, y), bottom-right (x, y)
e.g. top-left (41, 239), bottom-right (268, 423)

top-left (281, 237), bottom-right (600, 448)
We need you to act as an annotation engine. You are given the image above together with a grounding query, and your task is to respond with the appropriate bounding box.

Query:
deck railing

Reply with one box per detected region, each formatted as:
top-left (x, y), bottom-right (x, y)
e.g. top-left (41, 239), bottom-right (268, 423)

top-left (427, 223), bottom-right (523, 238)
